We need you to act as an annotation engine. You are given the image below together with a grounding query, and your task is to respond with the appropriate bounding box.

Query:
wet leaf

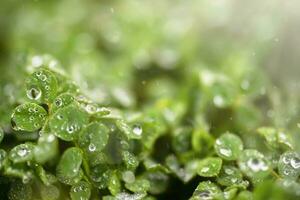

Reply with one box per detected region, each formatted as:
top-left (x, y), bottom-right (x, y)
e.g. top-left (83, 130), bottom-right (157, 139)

top-left (9, 143), bottom-right (35, 163)
top-left (78, 122), bottom-right (109, 153)
top-left (216, 165), bottom-right (244, 187)
top-left (70, 181), bottom-right (91, 200)
top-left (25, 68), bottom-right (58, 103)
top-left (11, 103), bottom-right (47, 132)
top-left (34, 132), bottom-right (58, 164)
top-left (190, 181), bottom-right (223, 200)
top-left (278, 151), bottom-right (300, 180)
top-left (125, 178), bottom-right (150, 193)
top-left (49, 104), bottom-right (89, 141)
top-left (197, 157), bottom-right (222, 177)
top-left (56, 147), bottom-right (83, 185)
top-left (51, 93), bottom-right (75, 114)
top-left (237, 149), bottom-right (270, 182)
top-left (214, 132), bottom-right (243, 160)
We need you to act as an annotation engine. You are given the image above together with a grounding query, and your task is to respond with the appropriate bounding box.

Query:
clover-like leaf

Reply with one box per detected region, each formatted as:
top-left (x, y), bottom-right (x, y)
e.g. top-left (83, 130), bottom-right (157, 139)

top-left (78, 122), bottom-right (109, 153)
top-left (49, 104), bottom-right (89, 141)
top-left (9, 143), bottom-right (35, 163)
top-left (70, 181), bottom-right (91, 200)
top-left (90, 164), bottom-right (112, 189)
top-left (51, 93), bottom-right (75, 114)
top-left (11, 103), bottom-right (47, 132)
top-left (238, 149), bottom-right (270, 182)
top-left (216, 165), bottom-right (244, 187)
top-left (197, 157), bottom-right (222, 177)
top-left (278, 151), bottom-right (300, 180)
top-left (214, 132), bottom-right (243, 160)
top-left (25, 68), bottom-right (58, 103)
top-left (56, 147), bottom-right (83, 185)
top-left (190, 181), bottom-right (223, 200)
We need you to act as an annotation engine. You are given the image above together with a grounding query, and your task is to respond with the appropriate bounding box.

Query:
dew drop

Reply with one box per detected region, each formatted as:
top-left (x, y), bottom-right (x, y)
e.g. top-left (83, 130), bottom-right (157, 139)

top-left (247, 158), bottom-right (268, 172)
top-left (132, 124), bottom-right (143, 136)
top-left (219, 148), bottom-right (232, 157)
top-left (88, 143), bottom-right (96, 152)
top-left (55, 98), bottom-right (62, 107)
top-left (198, 190), bottom-right (211, 200)
top-left (17, 148), bottom-right (28, 157)
top-left (67, 125), bottom-right (75, 134)
top-left (201, 167), bottom-right (210, 173)
top-left (290, 157), bottom-right (300, 169)
top-left (213, 95), bottom-right (224, 107)
top-left (27, 87), bottom-right (42, 100)
top-left (40, 75), bottom-right (47, 81)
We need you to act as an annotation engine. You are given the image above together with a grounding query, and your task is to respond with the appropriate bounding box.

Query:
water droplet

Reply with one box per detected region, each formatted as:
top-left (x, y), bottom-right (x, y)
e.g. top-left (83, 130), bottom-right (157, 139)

top-left (201, 167), bottom-right (210, 173)
top-left (27, 87), bottom-right (41, 100)
top-left (198, 190), bottom-right (211, 200)
top-left (88, 143), bottom-right (96, 152)
top-left (132, 124), bottom-right (143, 136)
top-left (45, 85), bottom-right (50, 90)
top-left (55, 98), bottom-right (62, 107)
top-left (40, 75), bottom-right (47, 81)
top-left (283, 156), bottom-right (290, 164)
top-left (213, 95), bottom-right (224, 107)
top-left (247, 158), bottom-right (268, 172)
top-left (290, 157), bottom-right (300, 169)
top-left (225, 168), bottom-right (234, 175)
top-left (219, 148), bottom-right (232, 157)
top-left (17, 148), bottom-right (28, 157)
top-left (57, 115), bottom-right (63, 120)
top-left (67, 125), bottom-right (75, 134)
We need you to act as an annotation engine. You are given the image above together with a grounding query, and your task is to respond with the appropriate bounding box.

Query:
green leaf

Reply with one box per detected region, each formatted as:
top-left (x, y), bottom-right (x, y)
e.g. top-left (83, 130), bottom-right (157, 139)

top-left (8, 180), bottom-right (32, 200)
top-left (214, 132), bottom-right (243, 160)
top-left (51, 93), bottom-right (75, 114)
top-left (216, 165), bottom-right (244, 187)
top-left (125, 178), bottom-right (150, 193)
top-left (108, 171), bottom-right (121, 195)
top-left (40, 184), bottom-right (60, 200)
top-left (56, 147), bottom-right (83, 185)
top-left (192, 128), bottom-right (214, 154)
top-left (25, 68), bottom-right (58, 103)
top-left (49, 104), bottom-right (89, 141)
top-left (11, 103), bottom-right (47, 132)
top-left (34, 132), bottom-right (58, 164)
top-left (190, 181), bottom-right (223, 200)
top-left (278, 151), bottom-right (300, 180)
top-left (197, 157), bottom-right (222, 177)
top-left (90, 164), bottom-right (112, 189)
top-left (237, 149), bottom-right (270, 182)
top-left (9, 143), bottom-right (35, 163)
top-left (35, 165), bottom-right (57, 186)
top-left (257, 127), bottom-right (293, 150)
top-left (70, 181), bottom-right (91, 200)
top-left (78, 122), bottom-right (109, 153)
top-left (122, 151), bottom-right (139, 170)
top-left (116, 119), bottom-right (142, 139)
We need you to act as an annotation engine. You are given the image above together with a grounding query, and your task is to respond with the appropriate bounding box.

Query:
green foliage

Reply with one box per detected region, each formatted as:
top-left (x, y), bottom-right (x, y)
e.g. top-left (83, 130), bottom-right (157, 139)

top-left (0, 3), bottom-right (299, 196)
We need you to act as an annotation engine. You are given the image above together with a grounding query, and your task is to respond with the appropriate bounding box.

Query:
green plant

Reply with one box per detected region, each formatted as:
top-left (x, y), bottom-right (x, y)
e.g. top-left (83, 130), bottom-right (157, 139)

top-left (0, 59), bottom-right (299, 200)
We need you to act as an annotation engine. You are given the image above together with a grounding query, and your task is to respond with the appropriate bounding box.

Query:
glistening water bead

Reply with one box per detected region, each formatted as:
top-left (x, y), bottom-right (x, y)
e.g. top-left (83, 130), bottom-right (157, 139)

top-left (27, 87), bottom-right (42, 100)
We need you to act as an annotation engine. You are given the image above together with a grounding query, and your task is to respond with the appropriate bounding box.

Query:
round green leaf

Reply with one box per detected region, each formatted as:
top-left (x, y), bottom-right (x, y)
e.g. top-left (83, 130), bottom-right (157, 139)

top-left (108, 171), bottom-right (121, 195)
top-left (51, 93), bottom-right (75, 114)
top-left (70, 181), bottom-right (91, 200)
top-left (238, 149), bottom-right (270, 182)
top-left (216, 165), bottom-right (244, 187)
top-left (11, 103), bottom-right (47, 132)
top-left (191, 181), bottom-right (223, 200)
top-left (122, 151), bottom-right (139, 170)
top-left (9, 143), bottom-right (35, 163)
top-left (56, 147), bottom-right (83, 185)
top-left (78, 122), bottom-right (109, 153)
top-left (214, 132), bottom-right (243, 160)
top-left (197, 157), bottom-right (222, 177)
top-left (278, 151), bottom-right (300, 180)
top-left (49, 104), bottom-right (89, 141)
top-left (34, 133), bottom-right (58, 164)
top-left (90, 164), bottom-right (112, 189)
top-left (25, 68), bottom-right (58, 103)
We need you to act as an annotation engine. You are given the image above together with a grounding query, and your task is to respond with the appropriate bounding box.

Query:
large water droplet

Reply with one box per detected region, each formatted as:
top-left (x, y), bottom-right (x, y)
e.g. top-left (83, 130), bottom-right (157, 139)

top-left (88, 143), bottom-right (96, 152)
top-left (27, 87), bottom-right (41, 100)
top-left (247, 158), bottom-right (268, 172)
top-left (290, 157), bottom-right (300, 169)
top-left (219, 148), bottom-right (232, 157)
top-left (132, 124), bottom-right (143, 136)
top-left (17, 148), bottom-right (28, 157)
